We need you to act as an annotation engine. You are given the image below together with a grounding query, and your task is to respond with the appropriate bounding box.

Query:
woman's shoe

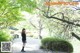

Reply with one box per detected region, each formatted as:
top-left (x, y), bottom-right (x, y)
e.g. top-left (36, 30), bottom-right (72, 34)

top-left (21, 50), bottom-right (26, 52)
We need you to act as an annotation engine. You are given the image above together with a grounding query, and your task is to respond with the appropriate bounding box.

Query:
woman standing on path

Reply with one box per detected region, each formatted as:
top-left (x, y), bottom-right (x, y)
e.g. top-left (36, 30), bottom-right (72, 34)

top-left (21, 28), bottom-right (26, 52)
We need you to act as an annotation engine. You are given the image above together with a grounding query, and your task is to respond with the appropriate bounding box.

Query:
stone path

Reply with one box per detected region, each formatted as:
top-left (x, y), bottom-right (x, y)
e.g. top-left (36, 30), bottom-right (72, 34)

top-left (12, 37), bottom-right (67, 53)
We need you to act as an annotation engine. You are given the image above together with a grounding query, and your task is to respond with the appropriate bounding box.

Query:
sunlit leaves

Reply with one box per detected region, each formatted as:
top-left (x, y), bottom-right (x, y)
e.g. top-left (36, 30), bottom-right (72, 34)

top-left (0, 0), bottom-right (37, 29)
top-left (16, 0), bottom-right (37, 13)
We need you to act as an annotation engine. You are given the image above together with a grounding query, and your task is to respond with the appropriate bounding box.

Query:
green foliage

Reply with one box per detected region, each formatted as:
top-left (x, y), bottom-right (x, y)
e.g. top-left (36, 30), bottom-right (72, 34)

top-left (0, 31), bottom-right (11, 41)
top-left (0, 0), bottom-right (37, 29)
top-left (16, 0), bottom-right (37, 13)
top-left (41, 37), bottom-right (73, 53)
top-left (0, 30), bottom-right (12, 47)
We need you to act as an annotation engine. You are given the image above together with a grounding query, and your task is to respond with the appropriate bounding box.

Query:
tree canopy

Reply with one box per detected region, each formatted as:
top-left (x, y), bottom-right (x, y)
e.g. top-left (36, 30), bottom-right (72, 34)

top-left (0, 0), bottom-right (36, 29)
top-left (0, 0), bottom-right (80, 40)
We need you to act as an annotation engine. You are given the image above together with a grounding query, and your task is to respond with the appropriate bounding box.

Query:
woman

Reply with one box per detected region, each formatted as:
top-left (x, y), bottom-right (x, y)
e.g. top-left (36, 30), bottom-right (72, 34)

top-left (21, 28), bottom-right (26, 52)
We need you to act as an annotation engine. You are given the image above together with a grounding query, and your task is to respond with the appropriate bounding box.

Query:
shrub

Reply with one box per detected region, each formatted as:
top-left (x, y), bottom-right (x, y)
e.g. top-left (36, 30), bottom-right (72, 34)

top-left (0, 31), bottom-right (11, 42)
top-left (41, 37), bottom-right (73, 53)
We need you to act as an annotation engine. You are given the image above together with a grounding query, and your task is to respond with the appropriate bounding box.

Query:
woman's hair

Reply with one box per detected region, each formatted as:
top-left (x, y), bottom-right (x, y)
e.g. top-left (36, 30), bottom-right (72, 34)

top-left (22, 28), bottom-right (25, 30)
top-left (22, 28), bottom-right (25, 33)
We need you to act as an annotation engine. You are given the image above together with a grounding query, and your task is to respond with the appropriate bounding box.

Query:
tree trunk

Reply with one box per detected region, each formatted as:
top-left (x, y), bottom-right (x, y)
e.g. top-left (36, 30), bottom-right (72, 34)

top-left (39, 28), bottom-right (42, 39)
top-left (38, 19), bottom-right (43, 39)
